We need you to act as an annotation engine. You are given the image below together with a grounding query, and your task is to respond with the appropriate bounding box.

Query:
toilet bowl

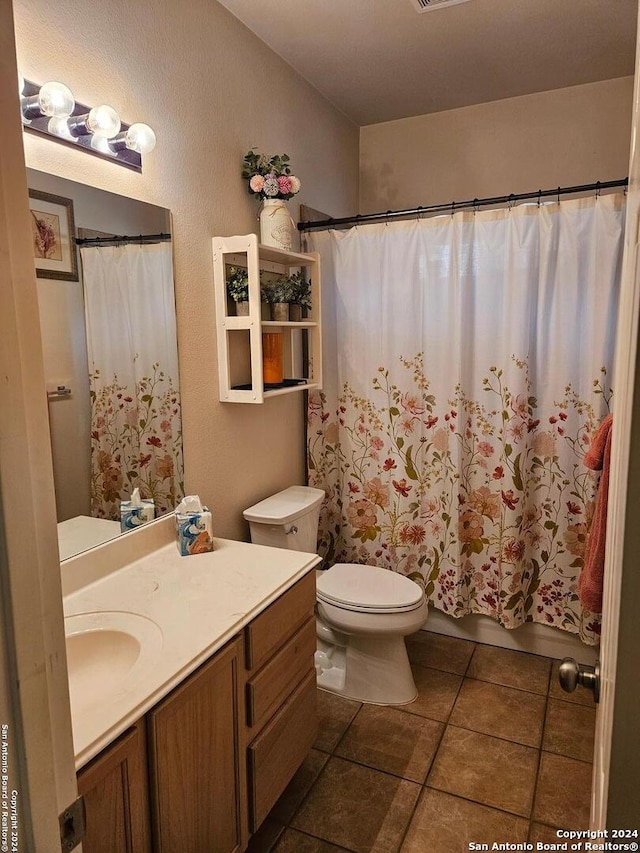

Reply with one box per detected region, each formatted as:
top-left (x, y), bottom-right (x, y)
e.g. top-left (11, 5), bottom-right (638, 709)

top-left (315, 563), bottom-right (428, 704)
top-left (243, 486), bottom-right (428, 705)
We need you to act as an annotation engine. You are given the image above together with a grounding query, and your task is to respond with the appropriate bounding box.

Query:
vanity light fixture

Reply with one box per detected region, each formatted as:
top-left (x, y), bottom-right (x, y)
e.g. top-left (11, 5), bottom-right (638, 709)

top-left (19, 77), bottom-right (155, 172)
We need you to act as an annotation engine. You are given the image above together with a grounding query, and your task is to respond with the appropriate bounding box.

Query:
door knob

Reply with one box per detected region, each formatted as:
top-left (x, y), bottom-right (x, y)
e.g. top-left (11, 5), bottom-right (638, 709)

top-left (558, 657), bottom-right (600, 703)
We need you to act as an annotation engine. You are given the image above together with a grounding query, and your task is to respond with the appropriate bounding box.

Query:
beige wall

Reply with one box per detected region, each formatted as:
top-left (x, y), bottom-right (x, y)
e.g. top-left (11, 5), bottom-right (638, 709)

top-left (14, 0), bottom-right (359, 539)
top-left (360, 77), bottom-right (633, 213)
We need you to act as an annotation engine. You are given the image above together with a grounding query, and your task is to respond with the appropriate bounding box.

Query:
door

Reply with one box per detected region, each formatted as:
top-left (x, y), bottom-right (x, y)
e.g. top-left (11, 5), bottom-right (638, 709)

top-left (590, 0), bottom-right (640, 826)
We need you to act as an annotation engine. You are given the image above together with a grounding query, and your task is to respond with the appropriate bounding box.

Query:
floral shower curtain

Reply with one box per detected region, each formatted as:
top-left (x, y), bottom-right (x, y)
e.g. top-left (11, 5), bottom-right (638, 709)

top-left (308, 195), bottom-right (625, 645)
top-left (81, 242), bottom-right (184, 520)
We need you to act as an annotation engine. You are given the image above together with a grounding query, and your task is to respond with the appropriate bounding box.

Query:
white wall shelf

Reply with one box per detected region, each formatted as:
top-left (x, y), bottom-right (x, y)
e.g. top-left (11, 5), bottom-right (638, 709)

top-left (212, 234), bottom-right (322, 403)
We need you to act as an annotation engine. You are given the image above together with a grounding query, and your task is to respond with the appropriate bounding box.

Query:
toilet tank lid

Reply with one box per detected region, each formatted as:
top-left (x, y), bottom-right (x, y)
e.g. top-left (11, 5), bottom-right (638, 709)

top-left (243, 486), bottom-right (325, 525)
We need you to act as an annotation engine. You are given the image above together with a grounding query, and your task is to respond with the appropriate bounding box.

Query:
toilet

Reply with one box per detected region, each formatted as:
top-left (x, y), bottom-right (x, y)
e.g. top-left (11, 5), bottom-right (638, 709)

top-left (243, 485), bottom-right (428, 705)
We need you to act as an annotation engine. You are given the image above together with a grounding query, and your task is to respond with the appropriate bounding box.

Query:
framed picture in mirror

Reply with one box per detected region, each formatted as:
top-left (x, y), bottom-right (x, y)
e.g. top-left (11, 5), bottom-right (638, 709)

top-left (28, 188), bottom-right (78, 281)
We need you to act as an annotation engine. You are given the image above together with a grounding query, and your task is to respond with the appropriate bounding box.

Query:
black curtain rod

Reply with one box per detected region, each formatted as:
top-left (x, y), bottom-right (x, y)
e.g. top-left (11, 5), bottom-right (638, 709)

top-left (76, 232), bottom-right (171, 246)
top-left (298, 179), bottom-right (629, 232)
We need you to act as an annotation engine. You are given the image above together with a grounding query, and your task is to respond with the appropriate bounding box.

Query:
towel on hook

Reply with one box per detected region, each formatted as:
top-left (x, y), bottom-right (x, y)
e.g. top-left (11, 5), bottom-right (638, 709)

top-left (578, 413), bottom-right (613, 614)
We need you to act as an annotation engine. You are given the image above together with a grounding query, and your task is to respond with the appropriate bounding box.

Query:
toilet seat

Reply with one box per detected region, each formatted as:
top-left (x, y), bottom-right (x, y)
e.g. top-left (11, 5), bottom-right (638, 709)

top-left (316, 563), bottom-right (424, 614)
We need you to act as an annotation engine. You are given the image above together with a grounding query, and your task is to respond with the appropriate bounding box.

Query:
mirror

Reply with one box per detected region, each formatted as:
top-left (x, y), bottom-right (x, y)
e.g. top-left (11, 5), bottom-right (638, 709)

top-left (29, 169), bottom-right (184, 561)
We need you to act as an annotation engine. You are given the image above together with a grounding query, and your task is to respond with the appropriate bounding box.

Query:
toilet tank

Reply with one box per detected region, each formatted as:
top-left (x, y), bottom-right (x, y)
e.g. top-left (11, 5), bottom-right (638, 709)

top-left (243, 486), bottom-right (325, 553)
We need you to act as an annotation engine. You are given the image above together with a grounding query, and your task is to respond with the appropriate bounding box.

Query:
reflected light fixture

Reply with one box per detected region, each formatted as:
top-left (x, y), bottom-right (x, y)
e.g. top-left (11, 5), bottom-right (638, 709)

top-left (19, 77), bottom-right (156, 172)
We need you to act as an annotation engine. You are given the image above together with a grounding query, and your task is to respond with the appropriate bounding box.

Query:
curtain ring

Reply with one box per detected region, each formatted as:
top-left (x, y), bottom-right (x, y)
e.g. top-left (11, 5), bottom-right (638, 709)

top-left (417, 205), bottom-right (423, 221)
top-left (557, 187), bottom-right (561, 205)
top-left (595, 181), bottom-right (601, 199)
top-left (537, 189), bottom-right (542, 208)
top-left (508, 193), bottom-right (515, 211)
top-left (473, 198), bottom-right (479, 215)
top-left (451, 200), bottom-right (455, 218)
top-left (385, 210), bottom-right (391, 227)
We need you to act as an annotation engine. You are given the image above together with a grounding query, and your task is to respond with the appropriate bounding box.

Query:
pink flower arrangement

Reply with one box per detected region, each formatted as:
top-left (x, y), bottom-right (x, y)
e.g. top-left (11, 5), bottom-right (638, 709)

top-left (277, 176), bottom-right (293, 195)
top-left (242, 149), bottom-right (302, 201)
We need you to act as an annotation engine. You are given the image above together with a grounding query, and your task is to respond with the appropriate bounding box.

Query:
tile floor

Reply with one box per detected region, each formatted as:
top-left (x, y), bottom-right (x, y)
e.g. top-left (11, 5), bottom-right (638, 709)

top-left (247, 633), bottom-right (597, 853)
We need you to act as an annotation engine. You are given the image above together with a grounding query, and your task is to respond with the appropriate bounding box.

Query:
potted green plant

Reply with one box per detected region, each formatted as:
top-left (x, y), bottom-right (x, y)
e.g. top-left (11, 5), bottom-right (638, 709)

top-left (226, 266), bottom-right (249, 315)
top-left (260, 280), bottom-right (271, 321)
top-left (288, 271), bottom-right (312, 321)
top-left (268, 276), bottom-right (295, 321)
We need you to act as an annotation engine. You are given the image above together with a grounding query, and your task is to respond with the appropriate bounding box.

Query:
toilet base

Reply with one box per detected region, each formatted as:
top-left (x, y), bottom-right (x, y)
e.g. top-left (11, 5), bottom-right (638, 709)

top-left (315, 633), bottom-right (417, 705)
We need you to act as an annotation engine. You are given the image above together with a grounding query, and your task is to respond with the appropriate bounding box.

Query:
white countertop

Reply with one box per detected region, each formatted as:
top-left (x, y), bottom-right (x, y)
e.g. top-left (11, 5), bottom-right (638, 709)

top-left (64, 535), bottom-right (319, 769)
top-left (58, 516), bottom-right (121, 561)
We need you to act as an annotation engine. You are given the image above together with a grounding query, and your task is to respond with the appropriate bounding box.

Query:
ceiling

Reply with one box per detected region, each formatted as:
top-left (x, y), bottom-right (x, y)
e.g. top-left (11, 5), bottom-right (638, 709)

top-left (217, 0), bottom-right (637, 126)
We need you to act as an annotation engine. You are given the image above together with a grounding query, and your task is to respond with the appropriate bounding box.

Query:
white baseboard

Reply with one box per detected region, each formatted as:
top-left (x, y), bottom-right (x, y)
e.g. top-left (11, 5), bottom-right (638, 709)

top-left (423, 607), bottom-right (598, 665)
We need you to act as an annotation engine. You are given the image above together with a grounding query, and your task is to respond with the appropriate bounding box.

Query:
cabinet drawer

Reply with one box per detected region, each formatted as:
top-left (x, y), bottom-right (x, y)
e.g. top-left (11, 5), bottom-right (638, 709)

top-left (247, 669), bottom-right (317, 831)
top-left (247, 616), bottom-right (316, 730)
top-left (245, 571), bottom-right (315, 671)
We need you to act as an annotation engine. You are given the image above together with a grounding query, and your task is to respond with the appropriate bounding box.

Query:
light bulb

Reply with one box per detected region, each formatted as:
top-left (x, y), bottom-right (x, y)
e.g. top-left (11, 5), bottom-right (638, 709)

top-left (86, 105), bottom-right (121, 138)
top-left (47, 116), bottom-right (73, 139)
top-left (90, 134), bottom-right (116, 156)
top-left (37, 81), bottom-right (75, 117)
top-left (124, 123), bottom-right (156, 154)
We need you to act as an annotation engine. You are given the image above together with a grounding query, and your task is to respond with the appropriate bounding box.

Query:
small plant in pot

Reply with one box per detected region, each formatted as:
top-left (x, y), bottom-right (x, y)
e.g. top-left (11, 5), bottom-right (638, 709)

top-left (268, 276), bottom-right (295, 322)
top-left (288, 271), bottom-right (312, 322)
top-left (260, 280), bottom-right (271, 321)
top-left (226, 266), bottom-right (249, 315)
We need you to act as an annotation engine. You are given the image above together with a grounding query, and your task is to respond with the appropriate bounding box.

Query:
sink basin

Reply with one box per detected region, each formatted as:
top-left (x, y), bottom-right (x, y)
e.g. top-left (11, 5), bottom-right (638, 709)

top-left (64, 611), bottom-right (163, 715)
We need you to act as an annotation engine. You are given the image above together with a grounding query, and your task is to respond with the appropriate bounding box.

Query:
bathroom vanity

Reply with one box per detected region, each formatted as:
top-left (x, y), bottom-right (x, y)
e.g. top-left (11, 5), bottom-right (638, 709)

top-left (62, 519), bottom-right (319, 852)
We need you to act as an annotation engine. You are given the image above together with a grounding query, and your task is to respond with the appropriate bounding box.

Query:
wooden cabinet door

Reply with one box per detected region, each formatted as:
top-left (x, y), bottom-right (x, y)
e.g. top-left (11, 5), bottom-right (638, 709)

top-left (77, 720), bottom-right (151, 853)
top-left (147, 638), bottom-right (245, 853)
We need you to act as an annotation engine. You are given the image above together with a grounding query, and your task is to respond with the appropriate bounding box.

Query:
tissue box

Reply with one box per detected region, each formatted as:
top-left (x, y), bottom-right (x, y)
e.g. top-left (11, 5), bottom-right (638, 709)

top-left (120, 500), bottom-right (155, 532)
top-left (176, 509), bottom-right (214, 556)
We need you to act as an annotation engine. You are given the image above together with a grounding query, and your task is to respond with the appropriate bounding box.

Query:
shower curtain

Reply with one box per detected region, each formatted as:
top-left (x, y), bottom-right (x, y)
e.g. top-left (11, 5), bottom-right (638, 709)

top-left (308, 194), bottom-right (625, 645)
top-left (81, 242), bottom-right (184, 520)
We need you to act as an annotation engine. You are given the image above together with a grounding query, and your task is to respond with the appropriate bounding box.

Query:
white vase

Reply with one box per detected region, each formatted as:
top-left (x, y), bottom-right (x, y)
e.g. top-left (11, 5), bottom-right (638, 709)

top-left (260, 199), bottom-right (293, 251)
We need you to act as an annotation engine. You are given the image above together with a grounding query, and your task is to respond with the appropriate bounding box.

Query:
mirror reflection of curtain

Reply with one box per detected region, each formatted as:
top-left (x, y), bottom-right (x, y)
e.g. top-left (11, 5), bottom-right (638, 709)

top-left (80, 242), bottom-right (184, 520)
top-left (308, 194), bottom-right (625, 646)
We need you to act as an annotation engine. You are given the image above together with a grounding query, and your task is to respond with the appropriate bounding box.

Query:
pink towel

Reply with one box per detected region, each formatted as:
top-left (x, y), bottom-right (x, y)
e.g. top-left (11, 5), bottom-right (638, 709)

top-left (578, 414), bottom-right (613, 614)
